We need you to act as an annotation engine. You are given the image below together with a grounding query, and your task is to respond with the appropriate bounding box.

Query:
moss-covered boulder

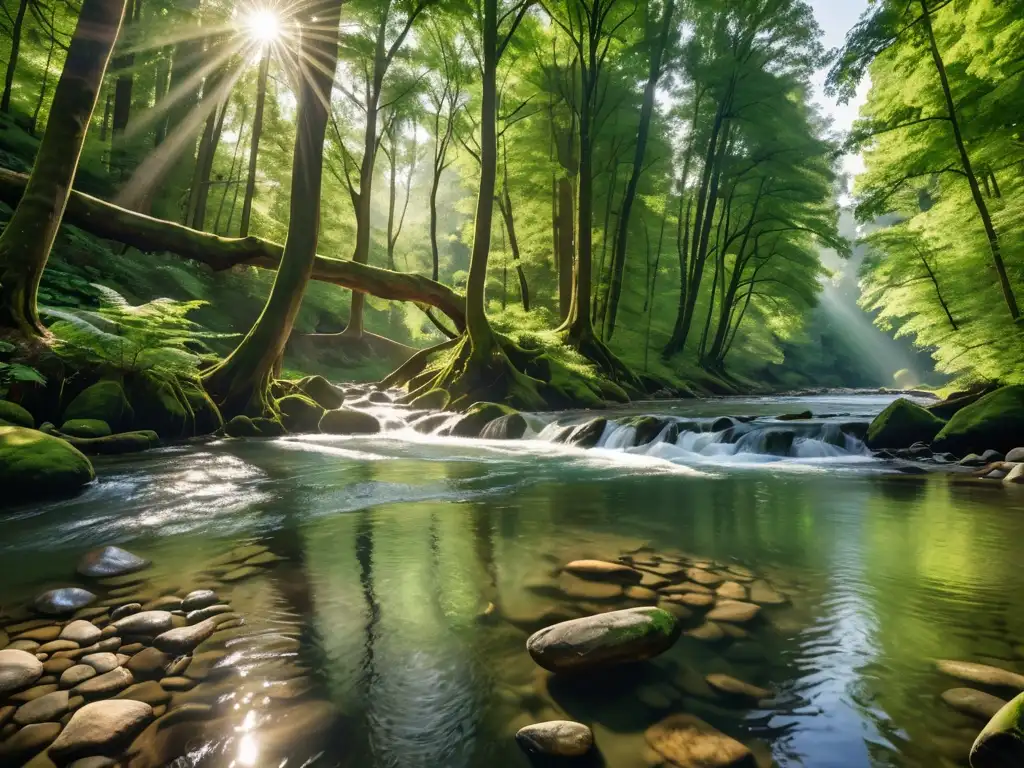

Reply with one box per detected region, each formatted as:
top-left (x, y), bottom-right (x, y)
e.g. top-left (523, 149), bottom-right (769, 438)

top-left (125, 374), bottom-right (188, 439)
top-left (479, 412), bottom-right (528, 440)
top-left (866, 399), bottom-right (946, 449)
top-left (225, 415), bottom-right (261, 438)
top-left (934, 386), bottom-right (1024, 455)
top-left (970, 691), bottom-right (1024, 767)
top-left (0, 426), bottom-right (95, 500)
top-left (277, 394), bottom-right (325, 433)
top-left (410, 388), bottom-right (449, 410)
top-left (0, 399), bottom-right (34, 428)
top-left (451, 402), bottom-right (517, 438)
top-left (626, 416), bottom-right (674, 446)
top-left (63, 380), bottom-right (132, 431)
top-left (297, 375), bottom-right (344, 410)
top-left (60, 430), bottom-right (159, 455)
top-left (252, 417), bottom-right (286, 437)
top-left (568, 418), bottom-right (608, 448)
top-left (60, 419), bottom-right (112, 439)
top-left (320, 408), bottom-right (381, 435)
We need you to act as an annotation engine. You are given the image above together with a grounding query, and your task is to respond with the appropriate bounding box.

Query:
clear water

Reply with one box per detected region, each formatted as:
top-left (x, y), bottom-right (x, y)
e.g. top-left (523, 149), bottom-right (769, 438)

top-left (2, 394), bottom-right (1022, 768)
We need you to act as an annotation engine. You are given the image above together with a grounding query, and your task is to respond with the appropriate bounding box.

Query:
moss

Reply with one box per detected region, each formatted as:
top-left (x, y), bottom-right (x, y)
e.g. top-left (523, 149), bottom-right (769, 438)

top-left (277, 394), bottom-right (325, 433)
top-left (225, 415), bottom-right (262, 438)
top-left (252, 417), bottom-right (286, 436)
top-left (0, 426), bottom-right (95, 500)
top-left (59, 430), bottom-right (159, 455)
top-left (0, 399), bottom-right (34, 428)
top-left (933, 385), bottom-right (1024, 455)
top-left (971, 691), bottom-right (1024, 768)
top-left (60, 418), bottom-right (112, 438)
top-left (410, 388), bottom-right (450, 410)
top-left (297, 375), bottom-right (344, 410)
top-left (125, 373), bottom-right (189, 439)
top-left (626, 416), bottom-right (670, 446)
top-left (62, 380), bottom-right (132, 431)
top-left (866, 398), bottom-right (946, 449)
top-left (451, 402), bottom-right (518, 438)
top-left (320, 408), bottom-right (381, 435)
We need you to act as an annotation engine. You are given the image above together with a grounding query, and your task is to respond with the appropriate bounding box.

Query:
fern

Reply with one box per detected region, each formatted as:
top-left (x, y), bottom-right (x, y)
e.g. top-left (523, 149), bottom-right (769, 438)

top-left (42, 285), bottom-right (235, 382)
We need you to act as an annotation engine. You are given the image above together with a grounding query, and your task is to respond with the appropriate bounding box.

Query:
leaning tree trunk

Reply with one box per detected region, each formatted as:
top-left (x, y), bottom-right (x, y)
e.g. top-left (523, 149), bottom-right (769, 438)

top-left (239, 47), bottom-right (270, 237)
top-left (0, 0), bottom-right (128, 339)
top-left (202, 0), bottom-right (342, 417)
top-left (0, 0), bottom-right (29, 113)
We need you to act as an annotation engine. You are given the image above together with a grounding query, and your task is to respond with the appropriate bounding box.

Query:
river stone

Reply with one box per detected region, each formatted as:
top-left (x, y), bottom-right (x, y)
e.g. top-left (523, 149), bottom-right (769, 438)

top-left (49, 700), bottom-right (153, 762)
top-left (74, 638), bottom-right (121, 659)
top-left (109, 604), bottom-right (141, 621)
top-left (77, 546), bottom-right (150, 579)
top-left (67, 759), bottom-right (118, 768)
top-left (937, 660), bottom-right (1024, 691)
top-left (1004, 463), bottom-right (1024, 486)
top-left (971, 691), bottom-right (1024, 767)
top-left (9, 683), bottom-right (59, 703)
top-left (942, 688), bottom-right (1007, 720)
top-left (645, 713), bottom-right (756, 768)
top-left (38, 640), bottom-right (79, 654)
top-left (625, 586), bottom-right (659, 602)
top-left (661, 582), bottom-right (713, 596)
top-left (74, 667), bottom-right (133, 697)
top-left (16, 626), bottom-right (61, 643)
top-left (749, 580), bottom-right (787, 605)
top-left (0, 648), bottom-right (44, 696)
top-left (59, 621), bottom-right (102, 647)
top-left (35, 588), bottom-right (97, 616)
top-left (140, 596), bottom-right (182, 612)
top-left (158, 676), bottom-right (196, 691)
top-left (222, 566), bottom-right (260, 582)
top-left (685, 622), bottom-right (726, 642)
top-left (686, 568), bottom-right (724, 587)
top-left (13, 690), bottom-right (71, 725)
top-left (563, 559), bottom-right (643, 584)
top-left (115, 680), bottom-right (170, 706)
top-left (0, 722), bottom-right (63, 762)
top-left (153, 619), bottom-right (217, 654)
top-left (716, 581), bottom-right (747, 601)
top-left (526, 607), bottom-right (680, 673)
top-left (61, 665), bottom-right (97, 689)
top-left (112, 611), bottom-right (173, 636)
top-left (186, 604), bottom-right (232, 623)
top-left (706, 674), bottom-right (771, 702)
top-left (515, 720), bottom-right (594, 757)
top-left (8, 639), bottom-right (40, 652)
top-left (559, 573), bottom-right (624, 601)
top-left (672, 592), bottom-right (714, 609)
top-left (125, 647), bottom-right (172, 681)
top-left (43, 658), bottom-right (75, 676)
top-left (706, 600), bottom-right (761, 624)
top-left (181, 590), bottom-right (218, 612)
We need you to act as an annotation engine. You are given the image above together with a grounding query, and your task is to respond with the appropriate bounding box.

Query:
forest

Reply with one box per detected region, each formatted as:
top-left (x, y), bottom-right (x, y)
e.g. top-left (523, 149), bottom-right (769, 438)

top-left (0, 0), bottom-right (1021, 431)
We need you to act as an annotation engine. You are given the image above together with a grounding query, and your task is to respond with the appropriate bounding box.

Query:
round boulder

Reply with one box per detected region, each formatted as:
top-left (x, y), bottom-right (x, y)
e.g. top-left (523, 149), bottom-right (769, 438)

top-left (0, 426), bottom-right (95, 500)
top-left (35, 587), bottom-right (97, 615)
top-left (319, 408), bottom-right (381, 435)
top-left (48, 700), bottom-right (153, 762)
top-left (78, 546), bottom-right (150, 578)
top-left (972, 691), bottom-right (1024, 767)
top-left (0, 648), bottom-right (44, 696)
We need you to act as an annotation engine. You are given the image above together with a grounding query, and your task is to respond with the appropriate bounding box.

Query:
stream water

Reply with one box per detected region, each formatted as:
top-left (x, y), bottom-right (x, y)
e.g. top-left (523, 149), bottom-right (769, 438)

top-left (2, 393), bottom-right (1022, 767)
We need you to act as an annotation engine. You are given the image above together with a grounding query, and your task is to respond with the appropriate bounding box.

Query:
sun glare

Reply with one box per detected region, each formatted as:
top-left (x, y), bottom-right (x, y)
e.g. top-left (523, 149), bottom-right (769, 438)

top-left (244, 8), bottom-right (282, 43)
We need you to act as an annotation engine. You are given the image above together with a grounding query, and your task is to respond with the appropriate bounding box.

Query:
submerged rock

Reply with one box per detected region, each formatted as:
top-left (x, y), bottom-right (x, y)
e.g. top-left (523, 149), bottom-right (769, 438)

top-left (942, 688), bottom-right (1007, 720)
top-left (319, 408), bottom-right (381, 435)
top-left (971, 691), bottom-right (1024, 767)
top-left (934, 385), bottom-right (1024, 455)
top-left (705, 674), bottom-right (771, 702)
top-left (409, 388), bottom-right (450, 410)
top-left (35, 588), bottom-right (97, 615)
top-left (777, 411), bottom-right (812, 421)
top-left (49, 700), bottom-right (153, 762)
top-left (645, 713), bottom-right (757, 768)
top-left (526, 607), bottom-right (680, 673)
top-left (112, 611), bottom-right (174, 636)
top-left (563, 559), bottom-right (643, 584)
top-left (0, 426), bottom-right (95, 501)
top-left (936, 660), bottom-right (1024, 691)
top-left (866, 398), bottom-right (945, 449)
top-left (78, 546), bottom-right (150, 579)
top-left (515, 720), bottom-right (594, 757)
top-left (706, 600), bottom-right (761, 624)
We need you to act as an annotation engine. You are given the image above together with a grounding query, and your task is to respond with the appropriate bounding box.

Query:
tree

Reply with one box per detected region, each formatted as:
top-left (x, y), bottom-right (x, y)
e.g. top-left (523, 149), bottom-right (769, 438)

top-left (0, 0), bottom-right (128, 340)
top-left (239, 43), bottom-right (270, 236)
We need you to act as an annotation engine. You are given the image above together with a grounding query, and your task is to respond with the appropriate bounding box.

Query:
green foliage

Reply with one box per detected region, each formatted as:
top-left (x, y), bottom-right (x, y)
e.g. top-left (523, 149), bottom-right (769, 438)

top-left (0, 340), bottom-right (45, 398)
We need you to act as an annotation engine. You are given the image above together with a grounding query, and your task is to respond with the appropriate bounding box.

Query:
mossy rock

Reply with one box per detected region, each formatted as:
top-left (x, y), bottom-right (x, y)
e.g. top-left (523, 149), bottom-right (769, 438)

top-left (568, 418), bottom-right (608, 447)
top-left (62, 380), bottom-right (132, 431)
top-left (0, 426), bottom-right (95, 500)
top-left (410, 388), bottom-right (449, 410)
top-left (320, 408), bottom-right (381, 435)
top-left (182, 383), bottom-right (223, 436)
top-left (297, 375), bottom-right (344, 410)
top-left (479, 412), bottom-right (528, 440)
top-left (451, 402), bottom-right (518, 438)
top-left (626, 416), bottom-right (671, 446)
top-left (252, 417), bottom-right (286, 437)
top-left (61, 430), bottom-right (159, 455)
top-left (933, 385), bottom-right (1024, 455)
top-left (970, 691), bottom-right (1024, 767)
top-left (125, 374), bottom-right (188, 439)
top-left (225, 415), bottom-right (261, 438)
top-left (866, 399), bottom-right (946, 449)
top-left (277, 394), bottom-right (326, 433)
top-left (0, 399), bottom-right (34, 428)
top-left (60, 419), bottom-right (112, 439)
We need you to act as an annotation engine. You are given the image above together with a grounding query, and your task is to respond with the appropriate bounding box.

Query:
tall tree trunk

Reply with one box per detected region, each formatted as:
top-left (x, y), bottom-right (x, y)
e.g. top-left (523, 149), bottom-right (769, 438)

top-left (30, 4), bottom-right (58, 135)
top-left (100, 92), bottom-right (113, 141)
top-left (594, 161), bottom-right (619, 327)
top-left (557, 177), bottom-right (575, 320)
top-left (604, 0), bottom-right (674, 340)
top-left (919, 0), bottom-right (1019, 321)
top-left (202, 0), bottom-right (342, 416)
top-left (0, 0), bottom-right (128, 338)
top-left (188, 59), bottom-right (228, 230)
top-left (213, 103), bottom-right (247, 234)
top-left (0, 0), bottom-right (29, 114)
top-left (498, 140), bottom-right (529, 310)
top-left (109, 0), bottom-right (136, 177)
top-left (153, 48), bottom-right (170, 146)
top-left (239, 47), bottom-right (269, 237)
top-left (161, 0), bottom-right (204, 221)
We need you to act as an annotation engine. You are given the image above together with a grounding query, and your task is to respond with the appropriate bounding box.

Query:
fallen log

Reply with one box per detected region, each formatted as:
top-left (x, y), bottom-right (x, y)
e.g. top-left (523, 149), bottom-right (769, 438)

top-left (0, 167), bottom-right (467, 330)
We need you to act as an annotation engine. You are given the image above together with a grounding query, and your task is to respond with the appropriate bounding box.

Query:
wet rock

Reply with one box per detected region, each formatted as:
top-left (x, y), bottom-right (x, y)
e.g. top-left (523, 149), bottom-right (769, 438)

top-left (67, 758), bottom-right (117, 768)
top-left (16, 626), bottom-right (61, 644)
top-left (0, 722), bottom-right (63, 762)
top-left (479, 413), bottom-right (529, 440)
top-left (749, 580), bottom-right (786, 605)
top-left (59, 622), bottom-right (102, 647)
top-left (937, 661), bottom-right (1024, 692)
top-left (74, 638), bottom-right (121, 659)
top-left (180, 590), bottom-right (218, 612)
top-left (1006, 448), bottom-right (1024, 463)
top-left (13, 690), bottom-right (70, 725)
top-left (109, 604), bottom-right (141, 622)
top-left (221, 566), bottom-right (260, 582)
top-left (685, 622), bottom-right (725, 643)
top-left (1004, 464), bottom-right (1024, 486)
top-left (706, 600), bottom-right (761, 624)
top-left (515, 720), bottom-right (594, 757)
top-left (38, 640), bottom-right (78, 654)
top-left (971, 691), bottom-right (1024, 767)
top-left (658, 599), bottom-right (695, 622)
top-left (112, 611), bottom-right (173, 636)
top-left (564, 559), bottom-right (643, 584)
top-left (296, 375), bottom-right (344, 410)
top-left (125, 648), bottom-right (172, 681)
top-left (60, 665), bottom-right (97, 689)
top-left (49, 700), bottom-right (153, 762)
top-left (74, 667), bottom-right (133, 698)
top-left (77, 546), bottom-right (150, 580)
top-left (716, 582), bottom-right (747, 600)
top-left (558, 573), bottom-right (624, 601)
top-left (35, 588), bottom-right (97, 616)
top-left (661, 582), bottom-right (713, 596)
top-left (982, 449), bottom-right (1006, 463)
top-left (186, 604), bottom-right (232, 624)
top-left (526, 607), bottom-right (680, 673)
top-left (671, 592), bottom-right (714, 609)
top-left (153, 619), bottom-right (217, 654)
top-left (942, 688), bottom-right (1007, 720)
top-left (140, 596), bottom-right (182, 612)
top-left (960, 453), bottom-right (986, 467)
top-left (565, 418), bottom-right (607, 447)
top-left (625, 586), bottom-right (658, 602)
top-left (158, 676), bottom-right (195, 691)
top-left (80, 653), bottom-right (120, 674)
top-left (777, 411), bottom-right (812, 421)
top-left (934, 386), bottom-right (1024, 455)
top-left (319, 408), bottom-right (381, 435)
top-left (0, 426), bottom-right (96, 501)
top-left (645, 713), bottom-right (756, 768)
top-left (9, 683), bottom-right (59, 703)
top-left (866, 398), bottom-right (945, 449)
top-left (686, 568), bottom-right (724, 587)
top-left (705, 674), bottom-right (771, 702)
top-left (0, 648), bottom-right (44, 696)
top-left (115, 681), bottom-right (170, 707)
top-left (451, 403), bottom-right (519, 438)
top-left (278, 394), bottom-right (326, 433)
top-left (43, 658), bottom-right (75, 676)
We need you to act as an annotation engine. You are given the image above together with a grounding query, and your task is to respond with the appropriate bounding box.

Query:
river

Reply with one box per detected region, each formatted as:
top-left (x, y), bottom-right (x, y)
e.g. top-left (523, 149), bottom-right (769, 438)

top-left (1, 393), bottom-right (1021, 767)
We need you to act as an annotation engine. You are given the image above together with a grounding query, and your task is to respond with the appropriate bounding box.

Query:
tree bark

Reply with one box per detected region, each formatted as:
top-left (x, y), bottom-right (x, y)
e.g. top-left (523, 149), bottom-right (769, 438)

top-left (153, 48), bottom-right (170, 146)
top-left (30, 3), bottom-right (58, 135)
top-left (556, 177), bottom-right (575, 320)
top-left (0, 0), bottom-right (29, 113)
top-left (213, 103), bottom-right (247, 234)
top-left (109, 0), bottom-right (136, 177)
top-left (0, 0), bottom-right (128, 338)
top-left (239, 47), bottom-right (269, 237)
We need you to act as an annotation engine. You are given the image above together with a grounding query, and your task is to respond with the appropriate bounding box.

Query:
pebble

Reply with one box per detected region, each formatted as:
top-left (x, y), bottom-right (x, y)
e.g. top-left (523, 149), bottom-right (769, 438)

top-left (153, 618), bottom-right (218, 654)
top-left (672, 592), bottom-right (714, 609)
top-left (125, 647), bottom-right (172, 681)
top-left (181, 590), bottom-right (218, 612)
top-left (942, 688), bottom-right (1007, 720)
top-left (9, 683), bottom-right (58, 702)
top-left (0, 648), bottom-right (44, 696)
top-left (112, 610), bottom-right (174, 636)
top-left (109, 604), bottom-right (141, 621)
top-left (115, 680), bottom-right (170, 706)
top-left (140, 595), bottom-right (183, 612)
top-left (159, 676), bottom-right (196, 691)
top-left (61, 664), bottom-right (98, 689)
top-left (563, 559), bottom-right (643, 584)
top-left (13, 689), bottom-right (70, 725)
top-left (222, 566), bottom-right (261, 582)
top-left (81, 653), bottom-right (121, 674)
top-left (186, 604), bottom-right (232, 624)
top-left (716, 581), bottom-right (747, 600)
top-left (73, 667), bottom-right (134, 697)
top-left (60, 621), bottom-right (103, 646)
top-left (749, 580), bottom-right (787, 605)
top-left (38, 639), bottom-right (79, 654)
top-left (77, 546), bottom-right (150, 578)
top-left (15, 626), bottom-right (61, 643)
top-left (661, 581), bottom-right (713, 595)
top-left (645, 713), bottom-right (755, 768)
top-left (686, 568), bottom-right (724, 587)
top-left (937, 660), bottom-right (1024, 691)
top-left (43, 658), bottom-right (75, 676)
top-left (7, 639), bottom-right (39, 651)
top-left (685, 622), bottom-right (725, 643)
top-left (0, 722), bottom-right (63, 761)
top-left (73, 637), bottom-right (121, 658)
top-left (706, 673), bottom-right (771, 702)
top-left (49, 700), bottom-right (153, 762)
top-left (35, 588), bottom-right (97, 615)
top-left (515, 720), bottom-right (594, 757)
top-left (558, 573), bottom-right (624, 601)
top-left (706, 600), bottom-right (761, 624)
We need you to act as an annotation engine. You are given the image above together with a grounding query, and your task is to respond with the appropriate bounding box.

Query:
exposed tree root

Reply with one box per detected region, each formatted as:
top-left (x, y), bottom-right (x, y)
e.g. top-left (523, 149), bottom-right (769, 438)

top-left (562, 325), bottom-right (646, 399)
